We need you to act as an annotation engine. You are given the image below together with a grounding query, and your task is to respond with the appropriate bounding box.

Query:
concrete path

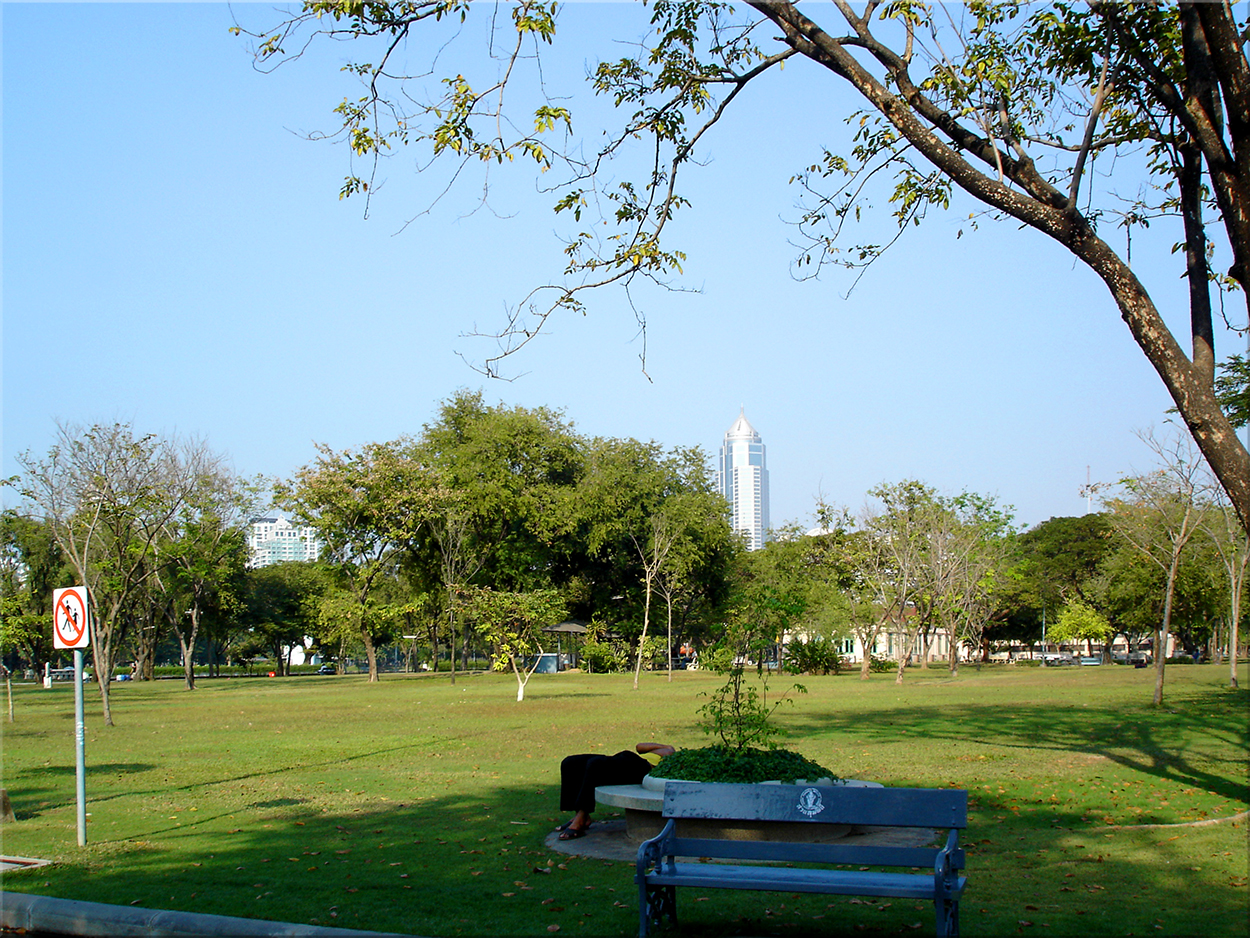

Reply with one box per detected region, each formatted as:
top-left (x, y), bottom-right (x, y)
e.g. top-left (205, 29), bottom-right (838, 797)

top-left (0, 892), bottom-right (414, 937)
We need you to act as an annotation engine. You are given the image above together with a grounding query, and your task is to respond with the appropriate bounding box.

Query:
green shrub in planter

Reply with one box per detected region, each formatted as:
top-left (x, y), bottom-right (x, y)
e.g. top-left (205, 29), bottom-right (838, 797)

top-left (656, 746), bottom-right (836, 784)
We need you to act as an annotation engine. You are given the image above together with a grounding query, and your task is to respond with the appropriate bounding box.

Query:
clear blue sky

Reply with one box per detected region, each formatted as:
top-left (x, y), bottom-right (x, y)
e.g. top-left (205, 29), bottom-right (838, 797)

top-left (2, 3), bottom-right (1229, 530)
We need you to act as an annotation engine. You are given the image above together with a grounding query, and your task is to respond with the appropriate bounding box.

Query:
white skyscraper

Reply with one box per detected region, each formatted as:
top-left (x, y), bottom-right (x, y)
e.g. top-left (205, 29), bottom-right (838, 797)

top-left (717, 409), bottom-right (770, 550)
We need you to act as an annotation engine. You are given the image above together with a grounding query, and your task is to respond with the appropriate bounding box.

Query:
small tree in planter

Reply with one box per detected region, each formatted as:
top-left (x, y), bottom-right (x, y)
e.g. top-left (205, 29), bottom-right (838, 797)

top-left (660, 608), bottom-right (835, 784)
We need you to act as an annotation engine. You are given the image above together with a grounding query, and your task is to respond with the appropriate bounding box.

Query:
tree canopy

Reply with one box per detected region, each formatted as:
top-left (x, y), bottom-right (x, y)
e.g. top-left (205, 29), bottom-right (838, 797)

top-left (237, 1), bottom-right (1250, 531)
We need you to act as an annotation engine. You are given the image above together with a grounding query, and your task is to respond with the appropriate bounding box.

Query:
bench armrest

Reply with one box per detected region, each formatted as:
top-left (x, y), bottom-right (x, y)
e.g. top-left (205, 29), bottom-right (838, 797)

top-left (636, 818), bottom-right (676, 881)
top-left (933, 828), bottom-right (960, 895)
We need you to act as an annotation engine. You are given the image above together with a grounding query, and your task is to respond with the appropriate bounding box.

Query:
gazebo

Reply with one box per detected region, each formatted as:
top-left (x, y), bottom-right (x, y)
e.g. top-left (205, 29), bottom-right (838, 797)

top-left (542, 620), bottom-right (589, 670)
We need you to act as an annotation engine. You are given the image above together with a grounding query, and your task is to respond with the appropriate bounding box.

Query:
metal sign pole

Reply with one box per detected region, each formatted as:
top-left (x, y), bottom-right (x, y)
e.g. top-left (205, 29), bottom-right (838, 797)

top-left (53, 585), bottom-right (91, 847)
top-left (74, 648), bottom-right (87, 846)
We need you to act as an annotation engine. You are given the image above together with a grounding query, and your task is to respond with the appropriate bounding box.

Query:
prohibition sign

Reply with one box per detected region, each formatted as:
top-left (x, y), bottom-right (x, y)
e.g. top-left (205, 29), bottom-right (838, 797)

top-left (53, 587), bottom-right (90, 649)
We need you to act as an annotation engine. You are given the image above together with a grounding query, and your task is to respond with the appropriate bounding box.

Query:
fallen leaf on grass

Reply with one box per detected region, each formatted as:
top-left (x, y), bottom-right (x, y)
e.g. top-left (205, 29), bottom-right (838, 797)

top-left (503, 892), bottom-right (516, 898)
top-left (547, 926), bottom-right (560, 933)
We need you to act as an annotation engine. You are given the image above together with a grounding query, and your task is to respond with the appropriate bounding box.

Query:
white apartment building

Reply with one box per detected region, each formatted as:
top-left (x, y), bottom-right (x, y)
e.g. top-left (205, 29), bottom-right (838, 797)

top-left (717, 409), bottom-right (770, 551)
top-left (246, 516), bottom-right (322, 568)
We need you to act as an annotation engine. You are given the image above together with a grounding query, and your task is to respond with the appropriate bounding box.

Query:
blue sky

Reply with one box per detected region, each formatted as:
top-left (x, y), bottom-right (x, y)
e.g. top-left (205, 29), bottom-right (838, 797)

top-left (3, 3), bottom-right (1230, 530)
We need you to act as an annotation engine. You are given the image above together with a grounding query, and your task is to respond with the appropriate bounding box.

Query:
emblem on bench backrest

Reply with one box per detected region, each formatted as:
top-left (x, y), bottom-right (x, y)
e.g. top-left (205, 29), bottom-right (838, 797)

top-left (796, 787), bottom-right (825, 817)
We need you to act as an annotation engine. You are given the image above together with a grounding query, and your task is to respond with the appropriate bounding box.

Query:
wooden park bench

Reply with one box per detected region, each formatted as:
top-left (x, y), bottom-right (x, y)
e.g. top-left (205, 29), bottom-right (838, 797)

top-left (634, 781), bottom-right (968, 937)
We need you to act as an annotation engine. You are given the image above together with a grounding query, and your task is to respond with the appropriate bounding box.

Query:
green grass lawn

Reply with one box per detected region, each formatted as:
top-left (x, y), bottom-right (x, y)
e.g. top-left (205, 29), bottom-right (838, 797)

top-left (1, 663), bottom-right (1246, 937)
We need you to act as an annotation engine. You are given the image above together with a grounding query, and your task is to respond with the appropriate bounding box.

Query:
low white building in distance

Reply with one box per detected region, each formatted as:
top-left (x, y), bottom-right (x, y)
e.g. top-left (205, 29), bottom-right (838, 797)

top-left (246, 516), bottom-right (321, 568)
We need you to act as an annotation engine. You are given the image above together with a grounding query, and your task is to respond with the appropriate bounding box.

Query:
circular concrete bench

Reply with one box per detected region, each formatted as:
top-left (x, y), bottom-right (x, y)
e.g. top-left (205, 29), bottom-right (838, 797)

top-left (595, 777), bottom-right (884, 843)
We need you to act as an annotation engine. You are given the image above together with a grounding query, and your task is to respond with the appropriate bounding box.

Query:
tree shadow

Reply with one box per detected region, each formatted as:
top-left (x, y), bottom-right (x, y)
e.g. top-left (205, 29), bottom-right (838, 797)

top-left (785, 684), bottom-right (1249, 805)
top-left (2, 770), bottom-right (1246, 937)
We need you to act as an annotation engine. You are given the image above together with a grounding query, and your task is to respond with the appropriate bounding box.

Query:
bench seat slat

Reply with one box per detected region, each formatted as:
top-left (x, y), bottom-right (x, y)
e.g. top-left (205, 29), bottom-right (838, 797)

top-left (665, 837), bottom-right (964, 870)
top-left (647, 863), bottom-right (967, 900)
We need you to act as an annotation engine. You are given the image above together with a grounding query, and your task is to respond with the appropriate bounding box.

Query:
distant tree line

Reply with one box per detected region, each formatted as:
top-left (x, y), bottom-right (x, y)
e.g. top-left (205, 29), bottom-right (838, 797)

top-left (4, 405), bottom-right (1243, 722)
top-left (2, 391), bottom-right (738, 720)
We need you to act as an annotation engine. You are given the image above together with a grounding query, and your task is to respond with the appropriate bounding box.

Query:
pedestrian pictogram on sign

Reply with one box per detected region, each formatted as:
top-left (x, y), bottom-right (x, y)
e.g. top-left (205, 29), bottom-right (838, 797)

top-left (53, 587), bottom-right (90, 649)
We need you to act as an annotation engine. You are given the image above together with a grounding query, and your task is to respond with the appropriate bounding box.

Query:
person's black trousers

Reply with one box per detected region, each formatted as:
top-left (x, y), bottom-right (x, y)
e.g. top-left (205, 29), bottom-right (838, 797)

top-left (559, 750), bottom-right (651, 812)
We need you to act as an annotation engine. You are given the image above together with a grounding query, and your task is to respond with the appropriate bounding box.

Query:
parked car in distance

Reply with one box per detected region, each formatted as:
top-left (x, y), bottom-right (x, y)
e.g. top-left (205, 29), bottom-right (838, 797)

top-left (1042, 652), bottom-right (1075, 666)
top-left (1078, 655), bottom-right (1103, 666)
top-left (1127, 651), bottom-right (1152, 667)
top-left (317, 664), bottom-right (336, 675)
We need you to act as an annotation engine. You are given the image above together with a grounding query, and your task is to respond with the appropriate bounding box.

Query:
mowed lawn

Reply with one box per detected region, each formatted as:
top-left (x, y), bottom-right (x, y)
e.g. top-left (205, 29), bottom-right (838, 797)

top-left (0, 663), bottom-right (1246, 937)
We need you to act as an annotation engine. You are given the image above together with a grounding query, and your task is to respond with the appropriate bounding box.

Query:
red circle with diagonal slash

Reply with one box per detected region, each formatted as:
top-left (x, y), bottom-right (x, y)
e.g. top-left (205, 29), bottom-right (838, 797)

top-left (54, 588), bottom-right (88, 648)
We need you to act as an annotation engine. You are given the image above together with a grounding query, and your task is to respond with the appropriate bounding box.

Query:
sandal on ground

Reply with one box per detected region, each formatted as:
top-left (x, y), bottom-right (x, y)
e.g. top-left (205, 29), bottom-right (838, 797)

top-left (558, 825), bottom-right (590, 840)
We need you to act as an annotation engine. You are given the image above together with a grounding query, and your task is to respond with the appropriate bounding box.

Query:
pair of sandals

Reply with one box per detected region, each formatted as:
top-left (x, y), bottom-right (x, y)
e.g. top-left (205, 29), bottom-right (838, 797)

top-left (555, 820), bottom-right (591, 840)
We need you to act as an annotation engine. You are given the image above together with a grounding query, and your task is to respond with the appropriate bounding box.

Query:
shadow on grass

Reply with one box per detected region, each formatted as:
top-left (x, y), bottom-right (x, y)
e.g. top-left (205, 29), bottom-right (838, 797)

top-left (11, 762), bottom-right (156, 779)
top-left (788, 683), bottom-right (1250, 806)
top-left (15, 743), bottom-right (431, 818)
top-left (3, 776), bottom-right (1247, 937)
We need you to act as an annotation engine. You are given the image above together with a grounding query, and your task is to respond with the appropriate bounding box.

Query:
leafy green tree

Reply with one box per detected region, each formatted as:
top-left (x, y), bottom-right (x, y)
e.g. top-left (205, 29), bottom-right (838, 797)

top-left (157, 448), bottom-right (253, 690)
top-left (239, 2), bottom-right (1250, 530)
top-left (414, 391), bottom-right (582, 676)
top-left (1101, 430), bottom-right (1207, 704)
top-left (243, 562), bottom-right (331, 673)
top-left (1195, 473), bottom-right (1248, 687)
top-left (1049, 599), bottom-right (1114, 655)
top-left (0, 510), bottom-right (69, 677)
top-left (279, 440), bottom-right (427, 681)
top-left (460, 586), bottom-right (565, 701)
top-left (13, 422), bottom-right (198, 725)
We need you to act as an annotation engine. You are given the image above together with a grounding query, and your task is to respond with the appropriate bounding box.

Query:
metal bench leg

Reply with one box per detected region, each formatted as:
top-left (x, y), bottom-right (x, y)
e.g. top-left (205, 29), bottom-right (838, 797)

top-left (935, 897), bottom-right (959, 938)
top-left (639, 883), bottom-right (676, 937)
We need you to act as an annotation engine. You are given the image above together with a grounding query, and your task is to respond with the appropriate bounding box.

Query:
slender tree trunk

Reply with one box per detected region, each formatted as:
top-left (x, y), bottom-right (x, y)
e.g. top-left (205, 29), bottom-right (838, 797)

top-left (1230, 594), bottom-right (1242, 690)
top-left (511, 656), bottom-right (526, 702)
top-left (1154, 555), bottom-right (1182, 706)
top-left (448, 593), bottom-right (457, 686)
top-left (178, 607), bottom-right (200, 691)
top-left (895, 626), bottom-right (921, 685)
top-left (666, 593), bottom-right (674, 684)
top-left (633, 575), bottom-right (654, 690)
top-left (5, 668), bottom-right (13, 723)
top-left (948, 622), bottom-right (959, 678)
top-left (91, 600), bottom-right (120, 726)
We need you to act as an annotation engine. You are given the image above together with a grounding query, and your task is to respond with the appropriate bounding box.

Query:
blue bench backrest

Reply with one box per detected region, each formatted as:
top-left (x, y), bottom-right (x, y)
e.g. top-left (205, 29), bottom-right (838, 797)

top-left (661, 781), bottom-right (968, 830)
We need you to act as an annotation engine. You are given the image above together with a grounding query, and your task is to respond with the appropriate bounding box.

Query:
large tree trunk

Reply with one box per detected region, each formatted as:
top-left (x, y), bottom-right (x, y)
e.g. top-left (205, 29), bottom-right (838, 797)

top-left (752, 2), bottom-right (1250, 532)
